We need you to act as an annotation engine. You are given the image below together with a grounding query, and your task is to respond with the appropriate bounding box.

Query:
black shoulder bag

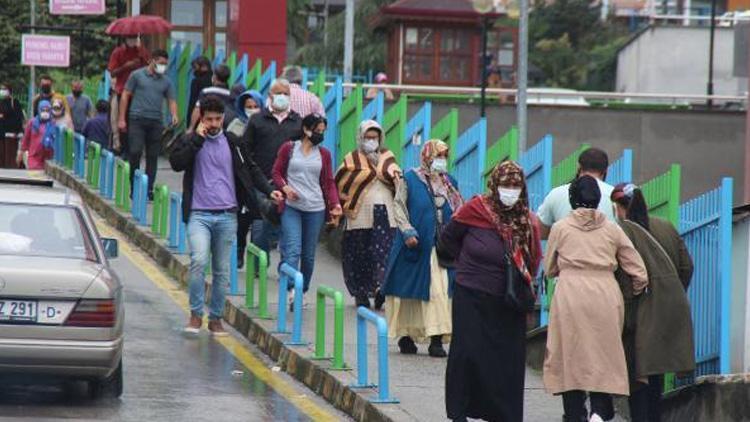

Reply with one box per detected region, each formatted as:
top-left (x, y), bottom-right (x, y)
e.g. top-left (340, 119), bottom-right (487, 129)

top-left (425, 178), bottom-right (454, 269)
top-left (503, 238), bottom-right (536, 313)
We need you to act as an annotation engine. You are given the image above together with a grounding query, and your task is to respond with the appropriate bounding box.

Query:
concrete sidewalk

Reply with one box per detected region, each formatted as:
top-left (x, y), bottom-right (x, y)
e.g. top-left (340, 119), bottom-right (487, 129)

top-left (148, 158), bottom-right (565, 420)
top-left (54, 158), bottom-right (626, 421)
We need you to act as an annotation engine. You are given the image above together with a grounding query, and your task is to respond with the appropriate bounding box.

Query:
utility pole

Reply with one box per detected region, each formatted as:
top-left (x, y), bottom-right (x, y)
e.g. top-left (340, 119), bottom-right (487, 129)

top-left (518, 0), bottom-right (529, 152)
top-left (343, 0), bottom-right (354, 85)
top-left (707, 0), bottom-right (717, 108)
top-left (29, 0), bottom-right (36, 117)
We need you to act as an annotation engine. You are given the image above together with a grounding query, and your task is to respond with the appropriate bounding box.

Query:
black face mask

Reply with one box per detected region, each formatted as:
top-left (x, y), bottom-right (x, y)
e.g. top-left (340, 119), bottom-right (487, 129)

top-left (40, 85), bottom-right (52, 95)
top-left (73, 90), bottom-right (82, 97)
top-left (310, 132), bottom-right (325, 146)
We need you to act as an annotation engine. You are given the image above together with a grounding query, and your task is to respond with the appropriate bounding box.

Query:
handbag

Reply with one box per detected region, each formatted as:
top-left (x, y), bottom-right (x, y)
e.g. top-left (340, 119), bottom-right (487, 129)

top-left (503, 241), bottom-right (536, 313)
top-left (425, 178), bottom-right (454, 268)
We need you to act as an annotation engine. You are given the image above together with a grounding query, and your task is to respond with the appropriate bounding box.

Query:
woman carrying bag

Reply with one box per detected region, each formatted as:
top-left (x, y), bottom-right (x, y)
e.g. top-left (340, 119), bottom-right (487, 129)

top-left (439, 160), bottom-right (543, 422)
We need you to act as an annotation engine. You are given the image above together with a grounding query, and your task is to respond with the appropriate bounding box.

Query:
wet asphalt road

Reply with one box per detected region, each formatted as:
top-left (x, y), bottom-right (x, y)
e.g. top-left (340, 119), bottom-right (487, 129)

top-left (0, 232), bottom-right (347, 421)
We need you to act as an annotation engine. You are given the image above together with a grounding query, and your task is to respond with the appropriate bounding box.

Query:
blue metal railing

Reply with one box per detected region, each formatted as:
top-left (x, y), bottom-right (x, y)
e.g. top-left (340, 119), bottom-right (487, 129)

top-left (452, 118), bottom-right (487, 198)
top-left (168, 192), bottom-right (187, 254)
top-left (131, 169), bottom-right (149, 226)
top-left (362, 91), bottom-right (385, 125)
top-left (402, 102), bottom-right (431, 170)
top-left (606, 149), bottom-right (634, 186)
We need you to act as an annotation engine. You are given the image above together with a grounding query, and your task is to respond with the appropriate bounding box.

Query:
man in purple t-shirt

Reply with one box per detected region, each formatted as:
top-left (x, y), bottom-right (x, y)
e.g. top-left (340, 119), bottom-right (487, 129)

top-left (169, 96), bottom-right (283, 335)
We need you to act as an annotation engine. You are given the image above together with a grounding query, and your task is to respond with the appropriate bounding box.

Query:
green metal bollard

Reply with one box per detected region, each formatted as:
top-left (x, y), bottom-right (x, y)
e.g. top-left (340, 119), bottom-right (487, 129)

top-left (87, 142), bottom-right (101, 188)
top-left (64, 130), bottom-right (74, 170)
top-left (312, 285), bottom-right (348, 370)
top-left (114, 159), bottom-right (130, 211)
top-left (152, 184), bottom-right (169, 238)
top-left (245, 243), bottom-right (270, 319)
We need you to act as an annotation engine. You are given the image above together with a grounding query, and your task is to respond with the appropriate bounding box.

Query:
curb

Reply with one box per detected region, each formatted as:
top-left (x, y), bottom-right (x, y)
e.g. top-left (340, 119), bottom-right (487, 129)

top-left (46, 163), bottom-right (397, 422)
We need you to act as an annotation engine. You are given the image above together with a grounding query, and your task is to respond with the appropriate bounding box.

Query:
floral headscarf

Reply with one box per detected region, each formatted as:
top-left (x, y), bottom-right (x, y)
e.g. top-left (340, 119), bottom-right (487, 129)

top-left (416, 139), bottom-right (463, 211)
top-left (482, 160), bottom-right (535, 281)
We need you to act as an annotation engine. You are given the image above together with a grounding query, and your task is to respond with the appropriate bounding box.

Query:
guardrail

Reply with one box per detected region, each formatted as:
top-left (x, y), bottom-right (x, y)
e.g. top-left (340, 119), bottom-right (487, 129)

top-left (245, 243), bottom-right (271, 318)
top-left (350, 307), bottom-right (398, 403)
top-left (132, 169), bottom-right (149, 226)
top-left (152, 184), bottom-right (169, 238)
top-left (312, 285), bottom-right (347, 370)
top-left (99, 149), bottom-right (115, 200)
top-left (318, 81), bottom-right (746, 105)
top-left (86, 142), bottom-right (101, 187)
top-left (114, 158), bottom-right (130, 211)
top-left (274, 263), bottom-right (305, 346)
top-left (168, 192), bottom-right (187, 253)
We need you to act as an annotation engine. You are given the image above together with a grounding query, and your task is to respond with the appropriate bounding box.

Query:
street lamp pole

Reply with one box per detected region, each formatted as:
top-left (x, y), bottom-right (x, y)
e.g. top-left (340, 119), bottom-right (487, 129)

top-left (518, 0), bottom-right (529, 151)
top-left (480, 17), bottom-right (489, 118)
top-left (707, 0), bottom-right (717, 108)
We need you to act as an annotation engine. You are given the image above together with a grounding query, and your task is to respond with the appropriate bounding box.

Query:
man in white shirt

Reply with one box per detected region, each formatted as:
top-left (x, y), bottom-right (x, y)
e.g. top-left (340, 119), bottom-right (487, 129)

top-left (537, 147), bottom-right (615, 239)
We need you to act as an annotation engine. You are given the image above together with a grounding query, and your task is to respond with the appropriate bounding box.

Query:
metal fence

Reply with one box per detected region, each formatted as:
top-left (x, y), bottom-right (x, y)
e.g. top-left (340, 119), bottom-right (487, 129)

top-left (451, 118), bottom-right (487, 199)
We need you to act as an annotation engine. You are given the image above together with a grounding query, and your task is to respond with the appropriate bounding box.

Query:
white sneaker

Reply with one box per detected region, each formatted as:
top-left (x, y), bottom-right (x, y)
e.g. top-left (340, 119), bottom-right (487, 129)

top-left (589, 413), bottom-right (604, 422)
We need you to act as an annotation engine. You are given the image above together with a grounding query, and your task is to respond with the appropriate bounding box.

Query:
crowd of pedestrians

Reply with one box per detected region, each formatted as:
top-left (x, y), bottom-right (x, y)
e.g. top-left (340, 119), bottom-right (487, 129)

top-left (3, 49), bottom-right (698, 421)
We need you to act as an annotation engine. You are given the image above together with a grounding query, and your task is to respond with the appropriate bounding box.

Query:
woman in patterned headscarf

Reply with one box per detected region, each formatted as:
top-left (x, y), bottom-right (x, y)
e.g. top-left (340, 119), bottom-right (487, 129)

top-left (439, 160), bottom-right (542, 422)
top-left (335, 120), bottom-right (401, 309)
top-left (382, 139), bottom-right (463, 358)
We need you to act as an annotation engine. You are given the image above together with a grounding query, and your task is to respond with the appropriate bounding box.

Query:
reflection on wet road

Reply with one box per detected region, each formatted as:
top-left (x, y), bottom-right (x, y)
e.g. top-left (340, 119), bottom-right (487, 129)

top-left (0, 220), bottom-right (346, 421)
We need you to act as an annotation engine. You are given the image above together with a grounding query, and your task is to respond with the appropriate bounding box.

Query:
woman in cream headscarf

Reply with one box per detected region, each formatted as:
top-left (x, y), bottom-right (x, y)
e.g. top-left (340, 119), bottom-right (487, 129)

top-left (335, 120), bottom-right (401, 309)
top-left (382, 139), bottom-right (463, 358)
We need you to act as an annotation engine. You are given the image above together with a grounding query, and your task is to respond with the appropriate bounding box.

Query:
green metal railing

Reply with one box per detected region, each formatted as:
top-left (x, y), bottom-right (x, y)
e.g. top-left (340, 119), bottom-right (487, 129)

top-left (551, 144), bottom-right (590, 188)
top-left (245, 243), bottom-right (271, 319)
top-left (152, 184), bottom-right (169, 238)
top-left (484, 126), bottom-right (519, 183)
top-left (63, 129), bottom-right (75, 170)
top-left (642, 163), bottom-right (682, 227)
top-left (114, 159), bottom-right (131, 211)
top-left (382, 95), bottom-right (408, 163)
top-left (312, 285), bottom-right (347, 370)
top-left (246, 59), bottom-right (262, 91)
top-left (338, 84), bottom-right (364, 163)
top-left (311, 71), bottom-right (326, 99)
top-left (86, 141), bottom-right (101, 188)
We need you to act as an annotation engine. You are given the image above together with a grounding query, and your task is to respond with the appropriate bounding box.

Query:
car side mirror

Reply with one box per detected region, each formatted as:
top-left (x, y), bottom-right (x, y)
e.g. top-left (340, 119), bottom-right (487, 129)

top-left (101, 238), bottom-right (119, 259)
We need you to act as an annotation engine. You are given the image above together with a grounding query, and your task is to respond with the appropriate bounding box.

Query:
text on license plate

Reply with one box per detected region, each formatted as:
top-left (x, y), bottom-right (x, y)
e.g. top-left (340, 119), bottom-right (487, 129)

top-left (0, 300), bottom-right (37, 322)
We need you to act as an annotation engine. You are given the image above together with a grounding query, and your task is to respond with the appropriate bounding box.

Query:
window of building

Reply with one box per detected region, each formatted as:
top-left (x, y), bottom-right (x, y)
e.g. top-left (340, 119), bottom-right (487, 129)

top-left (403, 25), bottom-right (474, 85)
top-left (168, 0), bottom-right (226, 53)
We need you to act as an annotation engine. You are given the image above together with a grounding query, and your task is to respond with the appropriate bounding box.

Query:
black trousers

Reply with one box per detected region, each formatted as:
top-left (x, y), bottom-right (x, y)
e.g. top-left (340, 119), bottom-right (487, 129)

top-left (629, 374), bottom-right (663, 422)
top-left (562, 390), bottom-right (614, 421)
top-left (128, 117), bottom-right (163, 194)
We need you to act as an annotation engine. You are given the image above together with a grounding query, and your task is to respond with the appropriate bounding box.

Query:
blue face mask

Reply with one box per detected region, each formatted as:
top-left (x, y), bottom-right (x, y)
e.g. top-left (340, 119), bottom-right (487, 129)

top-left (271, 94), bottom-right (290, 112)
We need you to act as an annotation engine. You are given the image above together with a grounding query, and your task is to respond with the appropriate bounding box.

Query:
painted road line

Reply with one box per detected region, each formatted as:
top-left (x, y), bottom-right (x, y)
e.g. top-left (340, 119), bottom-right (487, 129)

top-left (94, 219), bottom-right (338, 421)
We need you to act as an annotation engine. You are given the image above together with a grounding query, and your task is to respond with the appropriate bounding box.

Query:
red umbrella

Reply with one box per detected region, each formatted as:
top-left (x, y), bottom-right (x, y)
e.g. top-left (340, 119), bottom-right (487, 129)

top-left (105, 15), bottom-right (172, 36)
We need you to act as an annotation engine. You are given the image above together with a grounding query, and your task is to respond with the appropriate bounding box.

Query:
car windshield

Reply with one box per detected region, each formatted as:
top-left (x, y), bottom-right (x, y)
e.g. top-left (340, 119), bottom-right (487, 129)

top-left (0, 203), bottom-right (97, 261)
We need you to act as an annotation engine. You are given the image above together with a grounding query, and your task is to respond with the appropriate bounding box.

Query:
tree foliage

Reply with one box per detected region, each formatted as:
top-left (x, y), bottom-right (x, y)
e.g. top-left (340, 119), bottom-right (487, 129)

top-left (0, 0), bottom-right (119, 100)
top-left (288, 0), bottom-right (392, 74)
top-left (529, 0), bottom-right (629, 90)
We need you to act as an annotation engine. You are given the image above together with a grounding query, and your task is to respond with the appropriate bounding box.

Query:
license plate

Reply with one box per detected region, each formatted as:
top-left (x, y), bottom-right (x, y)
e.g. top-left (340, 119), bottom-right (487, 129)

top-left (0, 300), bottom-right (38, 322)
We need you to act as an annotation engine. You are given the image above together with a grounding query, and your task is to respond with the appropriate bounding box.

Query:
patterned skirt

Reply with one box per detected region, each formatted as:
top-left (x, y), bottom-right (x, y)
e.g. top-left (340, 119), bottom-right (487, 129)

top-left (341, 205), bottom-right (395, 298)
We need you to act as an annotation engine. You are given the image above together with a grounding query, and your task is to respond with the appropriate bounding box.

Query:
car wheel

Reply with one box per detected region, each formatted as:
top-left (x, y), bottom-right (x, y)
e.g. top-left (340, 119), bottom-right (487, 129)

top-left (90, 359), bottom-right (123, 399)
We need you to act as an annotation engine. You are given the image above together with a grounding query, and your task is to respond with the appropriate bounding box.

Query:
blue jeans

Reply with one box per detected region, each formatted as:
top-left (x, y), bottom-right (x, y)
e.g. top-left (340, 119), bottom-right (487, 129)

top-left (251, 219), bottom-right (281, 266)
top-left (187, 211), bottom-right (238, 320)
top-left (280, 206), bottom-right (325, 293)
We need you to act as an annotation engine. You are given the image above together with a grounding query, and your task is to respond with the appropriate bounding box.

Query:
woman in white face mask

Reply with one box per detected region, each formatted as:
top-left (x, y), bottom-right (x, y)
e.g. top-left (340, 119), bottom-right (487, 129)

top-left (382, 139), bottom-right (463, 358)
top-left (438, 160), bottom-right (543, 422)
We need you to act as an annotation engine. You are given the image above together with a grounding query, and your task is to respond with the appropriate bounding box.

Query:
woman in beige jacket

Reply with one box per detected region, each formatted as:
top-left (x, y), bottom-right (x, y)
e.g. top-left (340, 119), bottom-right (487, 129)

top-left (543, 175), bottom-right (649, 422)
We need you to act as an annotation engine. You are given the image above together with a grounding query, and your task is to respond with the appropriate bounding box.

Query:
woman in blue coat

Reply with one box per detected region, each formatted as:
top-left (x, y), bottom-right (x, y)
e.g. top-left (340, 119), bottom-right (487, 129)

top-left (382, 139), bottom-right (463, 357)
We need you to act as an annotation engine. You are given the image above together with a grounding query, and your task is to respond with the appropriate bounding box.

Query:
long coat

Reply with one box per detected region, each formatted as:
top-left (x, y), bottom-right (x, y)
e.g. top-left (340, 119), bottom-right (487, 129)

top-left (543, 209), bottom-right (648, 396)
top-left (382, 170), bottom-right (456, 301)
top-left (616, 218), bottom-right (695, 382)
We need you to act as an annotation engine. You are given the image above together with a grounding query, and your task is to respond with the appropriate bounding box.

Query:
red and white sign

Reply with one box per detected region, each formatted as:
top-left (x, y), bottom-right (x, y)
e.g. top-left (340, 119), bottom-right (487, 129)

top-left (21, 35), bottom-right (71, 68)
top-left (49, 0), bottom-right (105, 15)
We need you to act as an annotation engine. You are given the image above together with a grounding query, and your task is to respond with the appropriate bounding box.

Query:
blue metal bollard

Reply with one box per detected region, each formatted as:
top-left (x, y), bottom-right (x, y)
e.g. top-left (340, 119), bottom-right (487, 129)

top-left (53, 126), bottom-right (63, 163)
top-left (131, 170), bottom-right (148, 226)
top-left (274, 263), bottom-right (305, 346)
top-left (168, 192), bottom-right (187, 254)
top-left (74, 134), bottom-right (86, 178)
top-left (230, 239), bottom-right (238, 295)
top-left (350, 306), bottom-right (399, 403)
top-left (100, 150), bottom-right (115, 200)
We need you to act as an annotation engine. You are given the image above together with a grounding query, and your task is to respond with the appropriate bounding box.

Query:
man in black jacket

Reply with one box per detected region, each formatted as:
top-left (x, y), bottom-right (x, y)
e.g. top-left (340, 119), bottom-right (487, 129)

top-left (239, 78), bottom-right (302, 268)
top-left (170, 96), bottom-right (282, 335)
